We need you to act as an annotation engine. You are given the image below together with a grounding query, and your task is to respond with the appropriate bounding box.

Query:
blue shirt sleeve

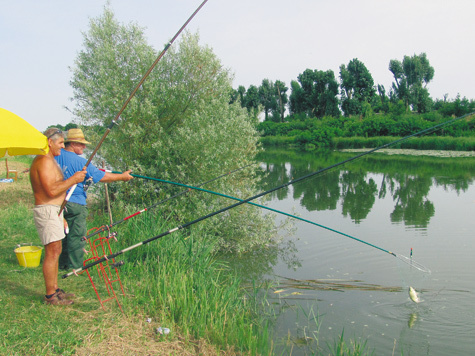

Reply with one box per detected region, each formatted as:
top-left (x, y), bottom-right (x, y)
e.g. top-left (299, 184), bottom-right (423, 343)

top-left (87, 163), bottom-right (106, 183)
top-left (55, 148), bottom-right (106, 205)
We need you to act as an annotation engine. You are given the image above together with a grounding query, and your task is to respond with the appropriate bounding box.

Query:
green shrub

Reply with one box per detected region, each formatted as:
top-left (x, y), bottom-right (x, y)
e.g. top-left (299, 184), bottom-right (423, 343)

top-left (260, 135), bottom-right (296, 146)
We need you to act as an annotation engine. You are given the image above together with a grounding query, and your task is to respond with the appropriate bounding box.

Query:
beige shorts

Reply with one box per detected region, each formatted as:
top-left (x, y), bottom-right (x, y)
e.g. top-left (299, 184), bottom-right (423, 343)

top-left (33, 205), bottom-right (65, 246)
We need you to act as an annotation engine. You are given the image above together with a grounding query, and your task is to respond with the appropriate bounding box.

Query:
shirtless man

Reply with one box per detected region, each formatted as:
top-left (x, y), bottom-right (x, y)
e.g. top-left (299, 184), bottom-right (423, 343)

top-left (30, 127), bottom-right (86, 305)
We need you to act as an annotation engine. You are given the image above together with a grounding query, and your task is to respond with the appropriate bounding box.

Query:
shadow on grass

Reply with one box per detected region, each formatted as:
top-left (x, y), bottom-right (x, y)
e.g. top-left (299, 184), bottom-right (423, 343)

top-left (0, 274), bottom-right (44, 301)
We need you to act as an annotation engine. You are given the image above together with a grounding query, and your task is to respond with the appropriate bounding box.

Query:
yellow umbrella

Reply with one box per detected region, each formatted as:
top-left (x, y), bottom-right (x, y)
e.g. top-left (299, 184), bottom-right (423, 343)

top-left (0, 108), bottom-right (49, 157)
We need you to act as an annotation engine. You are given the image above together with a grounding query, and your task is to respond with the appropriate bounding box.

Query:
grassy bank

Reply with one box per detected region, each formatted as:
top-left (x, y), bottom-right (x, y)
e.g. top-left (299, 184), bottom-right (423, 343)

top-left (0, 157), bottom-right (271, 355)
top-left (333, 135), bottom-right (475, 151)
top-left (260, 135), bottom-right (475, 152)
top-left (1, 156), bottom-right (375, 356)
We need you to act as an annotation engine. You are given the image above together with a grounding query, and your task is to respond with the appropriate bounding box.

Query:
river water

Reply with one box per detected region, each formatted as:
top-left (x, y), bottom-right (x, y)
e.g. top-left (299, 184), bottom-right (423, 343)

top-left (253, 148), bottom-right (475, 355)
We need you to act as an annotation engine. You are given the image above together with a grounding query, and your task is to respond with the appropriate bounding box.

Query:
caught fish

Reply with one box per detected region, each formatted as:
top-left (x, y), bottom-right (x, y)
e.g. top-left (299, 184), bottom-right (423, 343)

top-left (408, 286), bottom-right (420, 303)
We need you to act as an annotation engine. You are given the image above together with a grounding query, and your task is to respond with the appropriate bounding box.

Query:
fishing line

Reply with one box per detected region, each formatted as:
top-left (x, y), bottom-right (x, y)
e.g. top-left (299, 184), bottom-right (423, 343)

top-left (62, 112), bottom-right (474, 279)
top-left (81, 162), bottom-right (255, 242)
top-left (113, 171), bottom-right (432, 273)
top-left (58, 0), bottom-right (209, 214)
top-left (396, 247), bottom-right (432, 304)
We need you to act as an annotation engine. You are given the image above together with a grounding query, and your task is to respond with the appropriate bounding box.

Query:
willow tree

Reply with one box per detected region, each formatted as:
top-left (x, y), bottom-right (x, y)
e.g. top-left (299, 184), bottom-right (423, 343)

top-left (68, 6), bottom-right (276, 253)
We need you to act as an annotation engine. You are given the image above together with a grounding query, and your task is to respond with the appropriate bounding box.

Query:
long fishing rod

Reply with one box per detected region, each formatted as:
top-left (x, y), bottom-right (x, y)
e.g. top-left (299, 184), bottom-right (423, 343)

top-left (107, 171), bottom-right (431, 272)
top-left (82, 162), bottom-right (255, 241)
top-left (62, 112), bottom-right (474, 279)
top-left (59, 0), bottom-right (209, 214)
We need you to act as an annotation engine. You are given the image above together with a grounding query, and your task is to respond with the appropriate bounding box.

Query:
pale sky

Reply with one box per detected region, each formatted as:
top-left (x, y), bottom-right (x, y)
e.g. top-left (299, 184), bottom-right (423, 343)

top-left (1, 0), bottom-right (474, 131)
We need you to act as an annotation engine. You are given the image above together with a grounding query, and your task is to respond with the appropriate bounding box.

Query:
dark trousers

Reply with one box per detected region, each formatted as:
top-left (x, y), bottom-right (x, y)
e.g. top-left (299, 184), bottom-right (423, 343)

top-left (59, 202), bottom-right (88, 270)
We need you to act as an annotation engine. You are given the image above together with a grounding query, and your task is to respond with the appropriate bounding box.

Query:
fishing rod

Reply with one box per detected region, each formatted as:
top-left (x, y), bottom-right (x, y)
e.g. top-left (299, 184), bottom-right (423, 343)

top-left (105, 171), bottom-right (431, 273)
top-left (81, 162), bottom-right (256, 241)
top-left (59, 0), bottom-right (209, 214)
top-left (62, 112), bottom-right (474, 279)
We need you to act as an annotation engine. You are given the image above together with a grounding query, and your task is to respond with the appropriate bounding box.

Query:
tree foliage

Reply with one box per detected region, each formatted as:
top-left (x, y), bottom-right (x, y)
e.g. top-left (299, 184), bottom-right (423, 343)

top-left (389, 53), bottom-right (434, 113)
top-left (235, 53), bottom-right (473, 123)
top-left (339, 58), bottom-right (376, 117)
top-left (231, 79), bottom-right (289, 123)
top-left (243, 84), bottom-right (260, 123)
top-left (258, 79), bottom-right (276, 121)
top-left (68, 5), bottom-right (276, 253)
top-left (273, 80), bottom-right (289, 122)
top-left (289, 69), bottom-right (340, 118)
top-left (433, 94), bottom-right (475, 117)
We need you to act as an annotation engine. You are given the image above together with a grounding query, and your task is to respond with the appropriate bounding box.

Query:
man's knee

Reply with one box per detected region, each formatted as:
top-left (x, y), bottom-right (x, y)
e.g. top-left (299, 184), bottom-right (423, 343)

top-left (45, 240), bottom-right (63, 258)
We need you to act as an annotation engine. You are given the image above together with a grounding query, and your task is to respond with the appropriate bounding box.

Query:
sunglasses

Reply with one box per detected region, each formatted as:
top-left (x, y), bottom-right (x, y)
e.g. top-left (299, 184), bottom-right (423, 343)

top-left (47, 129), bottom-right (63, 139)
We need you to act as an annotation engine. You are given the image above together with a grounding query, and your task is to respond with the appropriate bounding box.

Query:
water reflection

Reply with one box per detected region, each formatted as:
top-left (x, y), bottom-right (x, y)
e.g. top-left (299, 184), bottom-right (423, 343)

top-left (390, 174), bottom-right (434, 227)
top-left (407, 312), bottom-right (418, 329)
top-left (257, 148), bottom-right (475, 228)
top-left (229, 148), bottom-right (475, 282)
top-left (223, 238), bottom-right (301, 282)
top-left (341, 171), bottom-right (377, 223)
top-left (247, 148), bottom-right (475, 355)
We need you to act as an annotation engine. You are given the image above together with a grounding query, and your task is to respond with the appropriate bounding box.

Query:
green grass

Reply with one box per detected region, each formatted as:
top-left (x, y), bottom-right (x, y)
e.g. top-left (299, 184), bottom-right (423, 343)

top-left (0, 156), bottom-right (374, 355)
top-left (0, 157), bottom-right (272, 355)
top-left (106, 210), bottom-right (273, 354)
top-left (328, 330), bottom-right (373, 356)
top-left (0, 164), bottom-right (119, 355)
top-left (333, 135), bottom-right (475, 151)
top-left (261, 133), bottom-right (475, 151)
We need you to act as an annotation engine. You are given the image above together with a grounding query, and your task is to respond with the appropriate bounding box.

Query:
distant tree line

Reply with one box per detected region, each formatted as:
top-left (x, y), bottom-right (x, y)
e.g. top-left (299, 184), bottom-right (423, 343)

top-left (230, 53), bottom-right (475, 122)
top-left (49, 122), bottom-right (77, 132)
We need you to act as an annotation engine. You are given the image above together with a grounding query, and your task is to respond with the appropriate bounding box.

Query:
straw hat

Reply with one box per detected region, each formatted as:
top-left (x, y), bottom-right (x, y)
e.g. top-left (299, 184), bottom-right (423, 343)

top-left (65, 128), bottom-right (91, 145)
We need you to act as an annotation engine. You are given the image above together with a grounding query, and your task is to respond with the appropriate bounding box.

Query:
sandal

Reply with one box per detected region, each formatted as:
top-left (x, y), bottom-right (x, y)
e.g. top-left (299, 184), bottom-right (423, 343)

top-left (56, 289), bottom-right (75, 300)
top-left (44, 291), bottom-right (74, 305)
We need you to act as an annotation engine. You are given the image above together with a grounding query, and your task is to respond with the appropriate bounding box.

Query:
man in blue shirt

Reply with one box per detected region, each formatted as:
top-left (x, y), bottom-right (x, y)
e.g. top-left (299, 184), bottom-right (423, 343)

top-left (55, 128), bottom-right (133, 270)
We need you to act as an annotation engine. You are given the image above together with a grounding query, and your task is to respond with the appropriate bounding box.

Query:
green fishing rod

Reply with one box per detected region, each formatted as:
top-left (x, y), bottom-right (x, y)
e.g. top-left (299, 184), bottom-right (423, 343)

top-left (106, 171), bottom-right (431, 273)
top-left (58, 0), bottom-right (209, 215)
top-left (81, 162), bottom-right (255, 241)
top-left (112, 172), bottom-right (402, 255)
top-left (62, 112), bottom-right (474, 279)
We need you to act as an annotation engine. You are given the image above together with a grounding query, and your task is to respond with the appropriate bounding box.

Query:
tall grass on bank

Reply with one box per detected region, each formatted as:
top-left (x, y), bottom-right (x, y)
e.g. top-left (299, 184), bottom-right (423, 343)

top-left (0, 157), bottom-right (272, 355)
top-left (328, 330), bottom-right (372, 356)
top-left (88, 206), bottom-right (273, 354)
top-left (91, 198), bottom-right (374, 355)
top-left (262, 135), bottom-right (475, 151)
top-left (333, 136), bottom-right (475, 151)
